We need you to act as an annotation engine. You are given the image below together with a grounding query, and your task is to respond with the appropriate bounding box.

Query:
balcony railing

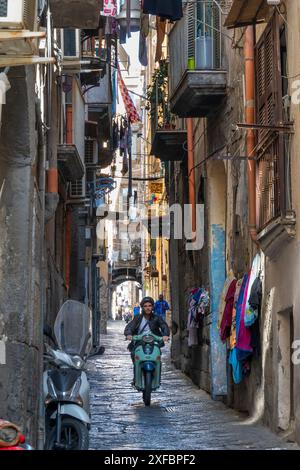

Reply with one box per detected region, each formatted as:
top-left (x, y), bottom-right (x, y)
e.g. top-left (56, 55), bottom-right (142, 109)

top-left (169, 0), bottom-right (227, 117)
top-left (257, 137), bottom-right (281, 230)
top-left (148, 62), bottom-right (187, 161)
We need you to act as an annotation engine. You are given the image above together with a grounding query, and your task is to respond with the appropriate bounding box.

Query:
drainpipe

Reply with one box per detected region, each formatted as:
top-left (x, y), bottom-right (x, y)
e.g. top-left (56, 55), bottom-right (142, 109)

top-left (187, 118), bottom-right (196, 239)
top-left (36, 99), bottom-right (47, 451)
top-left (65, 208), bottom-right (72, 292)
top-left (244, 26), bottom-right (259, 246)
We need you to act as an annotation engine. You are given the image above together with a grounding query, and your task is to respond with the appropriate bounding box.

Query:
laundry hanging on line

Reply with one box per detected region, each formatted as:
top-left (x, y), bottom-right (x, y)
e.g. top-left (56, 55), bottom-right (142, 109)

top-left (143, 0), bottom-right (183, 21)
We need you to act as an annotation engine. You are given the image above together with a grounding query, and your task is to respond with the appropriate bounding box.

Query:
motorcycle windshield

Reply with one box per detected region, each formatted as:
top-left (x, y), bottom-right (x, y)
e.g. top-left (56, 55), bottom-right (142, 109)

top-left (54, 300), bottom-right (92, 357)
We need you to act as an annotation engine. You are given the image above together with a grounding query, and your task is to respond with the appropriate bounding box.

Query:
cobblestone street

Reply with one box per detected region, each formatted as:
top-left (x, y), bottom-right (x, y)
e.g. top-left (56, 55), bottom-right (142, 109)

top-left (88, 322), bottom-right (299, 450)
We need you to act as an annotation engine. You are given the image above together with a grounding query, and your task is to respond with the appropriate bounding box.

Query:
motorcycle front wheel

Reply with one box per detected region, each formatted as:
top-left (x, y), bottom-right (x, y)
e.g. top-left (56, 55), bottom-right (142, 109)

top-left (45, 417), bottom-right (89, 450)
top-left (143, 371), bottom-right (152, 406)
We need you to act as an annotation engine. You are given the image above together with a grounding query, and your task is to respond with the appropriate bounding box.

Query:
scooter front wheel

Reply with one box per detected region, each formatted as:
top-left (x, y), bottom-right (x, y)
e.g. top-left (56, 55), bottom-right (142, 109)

top-left (143, 371), bottom-right (152, 406)
top-left (45, 417), bottom-right (89, 450)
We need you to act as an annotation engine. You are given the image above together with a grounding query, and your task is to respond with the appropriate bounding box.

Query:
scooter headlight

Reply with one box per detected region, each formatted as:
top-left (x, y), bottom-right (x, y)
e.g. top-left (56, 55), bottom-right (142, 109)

top-left (142, 335), bottom-right (154, 344)
top-left (56, 377), bottom-right (83, 404)
top-left (72, 356), bottom-right (85, 370)
top-left (47, 377), bottom-right (58, 400)
top-left (69, 377), bottom-right (82, 401)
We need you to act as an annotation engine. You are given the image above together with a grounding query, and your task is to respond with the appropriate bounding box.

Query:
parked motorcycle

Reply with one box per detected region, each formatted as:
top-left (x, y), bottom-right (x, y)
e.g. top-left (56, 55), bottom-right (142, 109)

top-left (0, 420), bottom-right (34, 450)
top-left (131, 332), bottom-right (165, 406)
top-left (43, 300), bottom-right (104, 450)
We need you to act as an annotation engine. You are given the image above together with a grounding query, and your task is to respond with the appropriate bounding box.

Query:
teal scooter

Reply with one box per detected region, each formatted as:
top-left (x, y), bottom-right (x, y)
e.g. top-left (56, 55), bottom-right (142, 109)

top-left (131, 332), bottom-right (165, 406)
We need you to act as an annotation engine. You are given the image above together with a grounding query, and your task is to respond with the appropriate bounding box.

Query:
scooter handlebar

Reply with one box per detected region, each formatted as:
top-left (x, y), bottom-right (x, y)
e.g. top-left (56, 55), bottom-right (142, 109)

top-left (132, 333), bottom-right (164, 344)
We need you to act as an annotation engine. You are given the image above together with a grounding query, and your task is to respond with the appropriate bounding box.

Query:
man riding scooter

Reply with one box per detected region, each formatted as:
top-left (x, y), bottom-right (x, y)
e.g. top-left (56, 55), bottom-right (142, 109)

top-left (124, 297), bottom-right (170, 405)
top-left (125, 296), bottom-right (170, 352)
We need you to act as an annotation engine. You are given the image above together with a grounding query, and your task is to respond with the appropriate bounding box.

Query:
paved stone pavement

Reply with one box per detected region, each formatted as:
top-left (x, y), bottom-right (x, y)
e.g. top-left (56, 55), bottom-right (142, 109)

top-left (88, 321), bottom-right (299, 450)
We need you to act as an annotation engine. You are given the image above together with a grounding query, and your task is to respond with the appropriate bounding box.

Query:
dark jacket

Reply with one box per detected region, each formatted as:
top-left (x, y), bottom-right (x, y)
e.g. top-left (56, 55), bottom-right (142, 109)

top-left (124, 313), bottom-right (170, 338)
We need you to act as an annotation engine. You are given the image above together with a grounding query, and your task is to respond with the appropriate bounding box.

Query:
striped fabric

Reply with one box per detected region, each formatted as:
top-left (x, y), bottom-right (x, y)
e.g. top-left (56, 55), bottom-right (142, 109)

top-left (117, 66), bottom-right (141, 123)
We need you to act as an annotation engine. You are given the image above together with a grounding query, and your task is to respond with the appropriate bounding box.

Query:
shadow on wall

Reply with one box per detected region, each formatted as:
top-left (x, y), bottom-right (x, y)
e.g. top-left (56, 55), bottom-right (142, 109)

top-left (241, 286), bottom-right (274, 426)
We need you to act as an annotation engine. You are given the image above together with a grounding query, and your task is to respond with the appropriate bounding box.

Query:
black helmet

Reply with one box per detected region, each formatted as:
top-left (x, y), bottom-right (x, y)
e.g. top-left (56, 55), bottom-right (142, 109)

top-left (140, 296), bottom-right (155, 308)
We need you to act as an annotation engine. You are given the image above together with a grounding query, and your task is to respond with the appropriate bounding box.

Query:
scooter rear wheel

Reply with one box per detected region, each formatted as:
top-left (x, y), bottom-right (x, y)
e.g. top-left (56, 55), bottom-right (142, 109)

top-left (45, 417), bottom-right (89, 450)
top-left (143, 371), bottom-right (152, 406)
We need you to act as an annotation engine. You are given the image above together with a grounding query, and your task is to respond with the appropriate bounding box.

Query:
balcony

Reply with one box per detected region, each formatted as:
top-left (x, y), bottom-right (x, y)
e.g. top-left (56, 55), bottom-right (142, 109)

top-left (86, 68), bottom-right (113, 142)
top-left (49, 0), bottom-right (102, 29)
top-left (169, 1), bottom-right (227, 117)
top-left (81, 35), bottom-right (107, 86)
top-left (58, 144), bottom-right (84, 182)
top-left (148, 61), bottom-right (187, 161)
top-left (224, 0), bottom-right (272, 29)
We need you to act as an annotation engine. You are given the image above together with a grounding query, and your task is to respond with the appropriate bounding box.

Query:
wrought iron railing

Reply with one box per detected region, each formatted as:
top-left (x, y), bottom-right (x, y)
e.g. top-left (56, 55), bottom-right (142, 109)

top-left (257, 134), bottom-right (292, 231)
top-left (169, 0), bottom-right (223, 98)
top-left (147, 61), bottom-right (176, 140)
top-left (257, 137), bottom-right (281, 230)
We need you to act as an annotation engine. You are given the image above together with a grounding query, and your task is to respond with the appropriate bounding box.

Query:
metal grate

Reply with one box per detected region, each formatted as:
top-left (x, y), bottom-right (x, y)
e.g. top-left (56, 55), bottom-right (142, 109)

top-left (0, 0), bottom-right (8, 17)
top-left (86, 168), bottom-right (95, 194)
top-left (70, 178), bottom-right (84, 197)
top-left (85, 139), bottom-right (94, 164)
top-left (23, 0), bottom-right (37, 31)
top-left (257, 137), bottom-right (280, 230)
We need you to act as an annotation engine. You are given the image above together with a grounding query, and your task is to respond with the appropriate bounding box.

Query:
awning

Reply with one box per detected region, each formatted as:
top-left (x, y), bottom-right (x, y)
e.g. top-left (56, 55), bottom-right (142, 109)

top-left (224, 0), bottom-right (272, 29)
top-left (118, 44), bottom-right (130, 72)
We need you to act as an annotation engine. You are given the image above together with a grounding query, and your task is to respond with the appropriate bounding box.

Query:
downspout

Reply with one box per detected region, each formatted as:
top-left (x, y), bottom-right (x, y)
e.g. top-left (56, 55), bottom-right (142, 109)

top-left (45, 4), bottom-right (59, 223)
top-left (65, 208), bottom-right (72, 292)
top-left (36, 99), bottom-right (46, 450)
top-left (187, 117), bottom-right (196, 239)
top-left (244, 26), bottom-right (259, 246)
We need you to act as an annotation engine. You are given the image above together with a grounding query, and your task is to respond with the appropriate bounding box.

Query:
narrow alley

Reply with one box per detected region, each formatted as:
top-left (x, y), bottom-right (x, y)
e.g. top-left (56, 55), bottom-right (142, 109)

top-left (2, 0), bottom-right (300, 454)
top-left (88, 321), bottom-right (297, 451)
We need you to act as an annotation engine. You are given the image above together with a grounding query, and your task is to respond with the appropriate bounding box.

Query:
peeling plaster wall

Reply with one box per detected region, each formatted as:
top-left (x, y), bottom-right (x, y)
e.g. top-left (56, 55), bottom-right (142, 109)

top-left (207, 161), bottom-right (227, 397)
top-left (0, 66), bottom-right (42, 445)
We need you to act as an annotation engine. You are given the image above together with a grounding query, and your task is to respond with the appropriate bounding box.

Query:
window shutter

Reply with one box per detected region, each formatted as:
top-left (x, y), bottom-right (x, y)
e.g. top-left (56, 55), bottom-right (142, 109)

top-left (256, 19), bottom-right (275, 146)
top-left (255, 13), bottom-right (284, 229)
top-left (187, 1), bottom-right (196, 60)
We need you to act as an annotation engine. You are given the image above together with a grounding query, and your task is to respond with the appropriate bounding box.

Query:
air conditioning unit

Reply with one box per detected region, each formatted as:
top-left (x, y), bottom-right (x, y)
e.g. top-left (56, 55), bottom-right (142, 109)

top-left (61, 28), bottom-right (81, 73)
top-left (70, 174), bottom-right (86, 199)
top-left (0, 0), bottom-right (39, 56)
top-left (0, 0), bottom-right (37, 30)
top-left (85, 138), bottom-right (98, 166)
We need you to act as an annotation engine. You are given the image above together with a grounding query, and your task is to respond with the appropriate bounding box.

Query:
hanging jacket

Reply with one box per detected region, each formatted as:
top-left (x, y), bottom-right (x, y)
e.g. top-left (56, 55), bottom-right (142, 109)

top-left (220, 279), bottom-right (237, 343)
top-left (143, 0), bottom-right (183, 21)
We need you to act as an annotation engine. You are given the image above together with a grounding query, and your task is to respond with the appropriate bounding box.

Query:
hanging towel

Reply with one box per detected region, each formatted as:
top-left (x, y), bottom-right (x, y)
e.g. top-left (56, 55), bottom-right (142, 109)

top-left (139, 13), bottom-right (149, 66)
top-left (244, 253), bottom-right (262, 327)
top-left (220, 279), bottom-right (237, 343)
top-left (236, 274), bottom-right (253, 361)
top-left (229, 348), bottom-right (243, 384)
top-left (229, 277), bottom-right (243, 350)
top-left (217, 270), bottom-right (236, 330)
top-left (155, 17), bottom-right (166, 62)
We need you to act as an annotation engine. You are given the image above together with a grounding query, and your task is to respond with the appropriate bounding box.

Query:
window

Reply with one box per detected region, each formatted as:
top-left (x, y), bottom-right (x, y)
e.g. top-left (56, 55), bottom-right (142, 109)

top-left (188, 0), bottom-right (221, 70)
top-left (255, 13), bottom-right (290, 230)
